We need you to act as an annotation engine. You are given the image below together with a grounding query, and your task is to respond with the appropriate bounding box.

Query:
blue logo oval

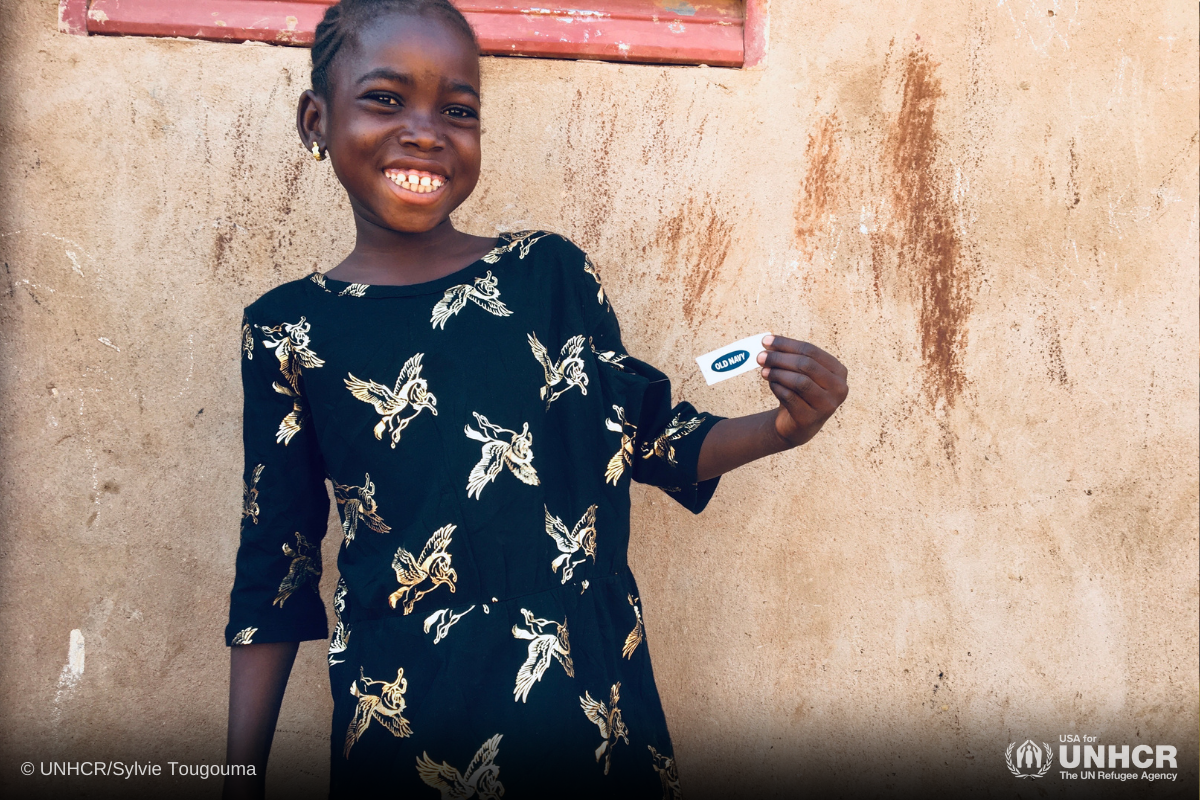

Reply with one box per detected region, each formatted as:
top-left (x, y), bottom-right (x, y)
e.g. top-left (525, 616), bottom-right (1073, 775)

top-left (711, 349), bottom-right (749, 373)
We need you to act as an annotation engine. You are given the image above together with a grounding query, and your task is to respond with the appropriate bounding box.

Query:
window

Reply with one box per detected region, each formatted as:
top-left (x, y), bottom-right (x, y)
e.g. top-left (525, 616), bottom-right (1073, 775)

top-left (59, 0), bottom-right (768, 68)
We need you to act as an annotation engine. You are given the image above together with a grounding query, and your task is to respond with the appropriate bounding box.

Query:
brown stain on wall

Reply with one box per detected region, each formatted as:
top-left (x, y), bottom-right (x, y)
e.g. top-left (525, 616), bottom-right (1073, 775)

top-left (794, 113), bottom-right (842, 261)
top-left (563, 88), bottom-right (617, 252)
top-left (655, 195), bottom-right (734, 324)
top-left (885, 51), bottom-right (972, 407)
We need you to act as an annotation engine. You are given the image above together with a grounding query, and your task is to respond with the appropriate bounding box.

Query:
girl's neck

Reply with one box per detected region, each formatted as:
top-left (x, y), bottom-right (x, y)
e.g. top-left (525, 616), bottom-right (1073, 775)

top-left (325, 215), bottom-right (497, 287)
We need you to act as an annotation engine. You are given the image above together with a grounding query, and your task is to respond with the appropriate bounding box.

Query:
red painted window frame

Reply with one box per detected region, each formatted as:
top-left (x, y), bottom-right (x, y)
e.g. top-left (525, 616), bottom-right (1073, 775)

top-left (58, 0), bottom-right (767, 69)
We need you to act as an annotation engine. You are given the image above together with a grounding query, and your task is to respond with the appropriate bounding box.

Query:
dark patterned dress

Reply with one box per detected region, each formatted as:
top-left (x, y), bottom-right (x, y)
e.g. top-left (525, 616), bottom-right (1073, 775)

top-left (226, 232), bottom-right (721, 798)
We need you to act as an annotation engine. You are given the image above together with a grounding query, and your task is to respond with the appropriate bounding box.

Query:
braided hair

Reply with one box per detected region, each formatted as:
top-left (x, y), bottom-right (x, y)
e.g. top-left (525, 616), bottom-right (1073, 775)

top-left (311, 0), bottom-right (480, 98)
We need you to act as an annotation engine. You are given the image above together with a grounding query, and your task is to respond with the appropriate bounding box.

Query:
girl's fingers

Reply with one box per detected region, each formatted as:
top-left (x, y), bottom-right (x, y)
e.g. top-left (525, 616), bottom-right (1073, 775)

top-left (768, 378), bottom-right (817, 419)
top-left (763, 336), bottom-right (848, 379)
top-left (762, 366), bottom-right (838, 414)
top-left (758, 350), bottom-right (839, 391)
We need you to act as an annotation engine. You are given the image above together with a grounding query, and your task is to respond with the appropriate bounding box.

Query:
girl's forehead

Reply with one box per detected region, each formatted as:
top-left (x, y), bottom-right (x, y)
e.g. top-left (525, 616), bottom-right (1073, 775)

top-left (345, 13), bottom-right (480, 87)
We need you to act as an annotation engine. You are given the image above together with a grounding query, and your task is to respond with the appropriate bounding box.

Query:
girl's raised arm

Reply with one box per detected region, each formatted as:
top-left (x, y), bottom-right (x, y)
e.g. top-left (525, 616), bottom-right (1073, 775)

top-left (695, 336), bottom-right (849, 482)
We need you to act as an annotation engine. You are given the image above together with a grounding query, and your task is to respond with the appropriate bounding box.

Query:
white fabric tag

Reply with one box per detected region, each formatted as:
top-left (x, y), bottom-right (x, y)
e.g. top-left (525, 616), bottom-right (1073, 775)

top-left (696, 333), bottom-right (770, 386)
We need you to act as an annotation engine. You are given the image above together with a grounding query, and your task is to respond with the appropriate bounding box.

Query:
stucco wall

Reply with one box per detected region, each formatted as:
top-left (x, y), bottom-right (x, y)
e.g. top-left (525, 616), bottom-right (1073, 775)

top-left (1, 0), bottom-right (1196, 797)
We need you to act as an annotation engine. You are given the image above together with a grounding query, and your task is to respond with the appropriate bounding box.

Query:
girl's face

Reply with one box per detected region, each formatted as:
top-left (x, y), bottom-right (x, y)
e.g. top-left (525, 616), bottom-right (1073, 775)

top-left (316, 14), bottom-right (482, 234)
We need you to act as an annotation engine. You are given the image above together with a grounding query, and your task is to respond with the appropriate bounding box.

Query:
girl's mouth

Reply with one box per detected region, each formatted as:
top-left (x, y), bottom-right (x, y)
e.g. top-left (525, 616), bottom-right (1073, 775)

top-left (384, 168), bottom-right (446, 195)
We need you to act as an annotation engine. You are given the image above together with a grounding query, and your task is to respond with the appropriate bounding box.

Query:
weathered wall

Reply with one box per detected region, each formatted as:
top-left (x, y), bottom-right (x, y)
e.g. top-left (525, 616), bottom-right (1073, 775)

top-left (1, 0), bottom-right (1196, 797)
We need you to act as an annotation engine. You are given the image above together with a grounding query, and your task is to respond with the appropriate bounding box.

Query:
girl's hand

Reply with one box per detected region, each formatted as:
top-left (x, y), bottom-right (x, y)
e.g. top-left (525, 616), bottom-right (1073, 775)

top-left (757, 335), bottom-right (849, 448)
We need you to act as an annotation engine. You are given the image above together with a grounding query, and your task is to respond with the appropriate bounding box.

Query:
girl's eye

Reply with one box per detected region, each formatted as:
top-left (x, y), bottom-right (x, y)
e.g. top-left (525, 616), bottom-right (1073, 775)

top-left (366, 93), bottom-right (400, 106)
top-left (444, 106), bottom-right (478, 120)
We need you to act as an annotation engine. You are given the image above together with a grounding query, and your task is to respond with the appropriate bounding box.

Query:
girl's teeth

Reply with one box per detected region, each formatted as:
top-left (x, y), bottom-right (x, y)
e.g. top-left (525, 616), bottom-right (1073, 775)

top-left (386, 171), bottom-right (444, 193)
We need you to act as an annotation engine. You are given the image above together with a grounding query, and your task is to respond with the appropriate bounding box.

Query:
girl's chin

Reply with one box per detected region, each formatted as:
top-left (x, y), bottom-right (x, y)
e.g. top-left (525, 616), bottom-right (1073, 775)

top-left (370, 209), bottom-right (451, 235)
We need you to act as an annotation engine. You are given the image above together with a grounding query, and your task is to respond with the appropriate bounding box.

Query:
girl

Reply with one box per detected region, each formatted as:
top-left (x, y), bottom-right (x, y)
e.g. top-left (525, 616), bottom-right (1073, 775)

top-left (224, 1), bottom-right (848, 798)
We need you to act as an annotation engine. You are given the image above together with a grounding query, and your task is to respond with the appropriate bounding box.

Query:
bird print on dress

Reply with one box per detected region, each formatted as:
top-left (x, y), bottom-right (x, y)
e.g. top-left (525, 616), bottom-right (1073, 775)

top-left (511, 608), bottom-right (574, 703)
top-left (242, 464), bottom-right (264, 524)
top-left (528, 332), bottom-right (588, 407)
top-left (648, 745), bottom-right (683, 800)
top-left (641, 411), bottom-right (705, 468)
top-left (273, 532), bottom-right (321, 607)
top-left (309, 273), bottom-right (369, 297)
top-left (260, 317), bottom-right (326, 445)
top-left (464, 412), bottom-right (539, 499)
top-left (605, 406), bottom-right (637, 485)
top-left (344, 667), bottom-right (412, 759)
top-left (430, 271), bottom-right (512, 330)
top-left (241, 320), bottom-right (255, 360)
top-left (389, 524), bottom-right (458, 614)
top-left (423, 605), bottom-right (474, 644)
top-left (231, 627), bottom-right (257, 646)
top-left (623, 594), bottom-right (644, 659)
top-left (333, 473), bottom-right (391, 544)
top-left (544, 504), bottom-right (597, 583)
top-left (481, 230), bottom-right (549, 263)
top-left (582, 254), bottom-right (606, 305)
top-left (329, 578), bottom-right (350, 666)
top-left (416, 734), bottom-right (505, 800)
top-left (590, 337), bottom-right (631, 372)
top-left (345, 353), bottom-right (438, 449)
top-left (580, 683), bottom-right (629, 775)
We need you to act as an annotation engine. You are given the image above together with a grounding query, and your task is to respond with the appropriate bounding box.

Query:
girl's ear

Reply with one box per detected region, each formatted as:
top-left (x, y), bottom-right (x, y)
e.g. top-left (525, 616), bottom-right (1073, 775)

top-left (297, 90), bottom-right (327, 153)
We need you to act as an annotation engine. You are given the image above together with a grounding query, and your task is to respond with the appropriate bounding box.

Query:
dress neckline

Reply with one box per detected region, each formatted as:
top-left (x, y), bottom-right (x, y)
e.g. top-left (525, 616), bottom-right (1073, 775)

top-left (309, 234), bottom-right (514, 299)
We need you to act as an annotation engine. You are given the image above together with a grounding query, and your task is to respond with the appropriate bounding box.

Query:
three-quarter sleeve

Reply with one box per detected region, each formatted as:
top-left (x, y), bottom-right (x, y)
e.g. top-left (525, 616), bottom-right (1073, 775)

top-left (578, 249), bottom-right (725, 513)
top-left (225, 310), bottom-right (330, 646)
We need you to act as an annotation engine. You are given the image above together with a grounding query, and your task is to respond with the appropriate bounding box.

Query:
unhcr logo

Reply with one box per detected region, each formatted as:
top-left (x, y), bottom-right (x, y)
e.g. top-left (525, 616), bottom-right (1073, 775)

top-left (1006, 739), bottom-right (1053, 779)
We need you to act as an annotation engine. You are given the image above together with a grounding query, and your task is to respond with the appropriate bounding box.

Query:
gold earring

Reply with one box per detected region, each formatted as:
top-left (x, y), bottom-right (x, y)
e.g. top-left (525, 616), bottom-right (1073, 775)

top-left (311, 142), bottom-right (325, 161)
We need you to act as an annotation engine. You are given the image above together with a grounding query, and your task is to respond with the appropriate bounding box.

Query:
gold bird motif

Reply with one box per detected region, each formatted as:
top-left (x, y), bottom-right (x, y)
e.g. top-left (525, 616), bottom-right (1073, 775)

top-left (430, 270), bottom-right (512, 330)
top-left (528, 332), bottom-right (588, 407)
top-left (309, 273), bottom-right (327, 290)
top-left (338, 283), bottom-right (369, 297)
top-left (242, 464), bottom-right (264, 524)
top-left (260, 317), bottom-right (326, 445)
top-left (604, 405), bottom-right (637, 485)
top-left (389, 524), bottom-right (458, 614)
top-left (416, 733), bottom-right (504, 800)
top-left (580, 683), bottom-right (629, 775)
top-left (511, 608), bottom-right (574, 703)
top-left (641, 411), bottom-right (705, 468)
top-left (344, 667), bottom-right (412, 759)
top-left (464, 412), bottom-right (539, 499)
top-left (648, 745), bottom-right (683, 800)
top-left (590, 337), bottom-right (630, 372)
top-left (231, 627), bottom-right (257, 646)
top-left (334, 473), bottom-right (391, 544)
top-left (544, 504), bottom-right (597, 583)
top-left (622, 594), bottom-right (644, 659)
top-left (273, 532), bottom-right (321, 607)
top-left (240, 320), bottom-right (254, 360)
top-left (422, 605), bottom-right (475, 645)
top-left (345, 353), bottom-right (438, 449)
top-left (328, 578), bottom-right (350, 666)
top-left (582, 254), bottom-right (606, 305)
top-left (480, 230), bottom-right (549, 263)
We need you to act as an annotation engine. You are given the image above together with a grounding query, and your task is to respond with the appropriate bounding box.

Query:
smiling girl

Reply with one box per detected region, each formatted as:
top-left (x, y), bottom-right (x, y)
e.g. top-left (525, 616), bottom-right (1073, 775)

top-left (223, 1), bottom-right (848, 797)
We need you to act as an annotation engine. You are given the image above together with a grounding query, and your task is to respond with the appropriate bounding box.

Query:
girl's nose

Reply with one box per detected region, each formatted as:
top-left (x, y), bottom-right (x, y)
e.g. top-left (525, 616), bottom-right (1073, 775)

top-left (399, 113), bottom-right (442, 150)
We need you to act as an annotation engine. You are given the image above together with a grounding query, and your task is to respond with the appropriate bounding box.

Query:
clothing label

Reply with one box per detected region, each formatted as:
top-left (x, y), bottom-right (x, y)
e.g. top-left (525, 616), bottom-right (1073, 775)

top-left (696, 333), bottom-right (770, 386)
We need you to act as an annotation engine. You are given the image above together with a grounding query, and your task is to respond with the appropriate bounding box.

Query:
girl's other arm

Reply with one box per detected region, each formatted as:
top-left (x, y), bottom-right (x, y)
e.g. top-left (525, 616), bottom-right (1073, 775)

top-left (223, 641), bottom-right (299, 800)
top-left (696, 335), bottom-right (848, 482)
